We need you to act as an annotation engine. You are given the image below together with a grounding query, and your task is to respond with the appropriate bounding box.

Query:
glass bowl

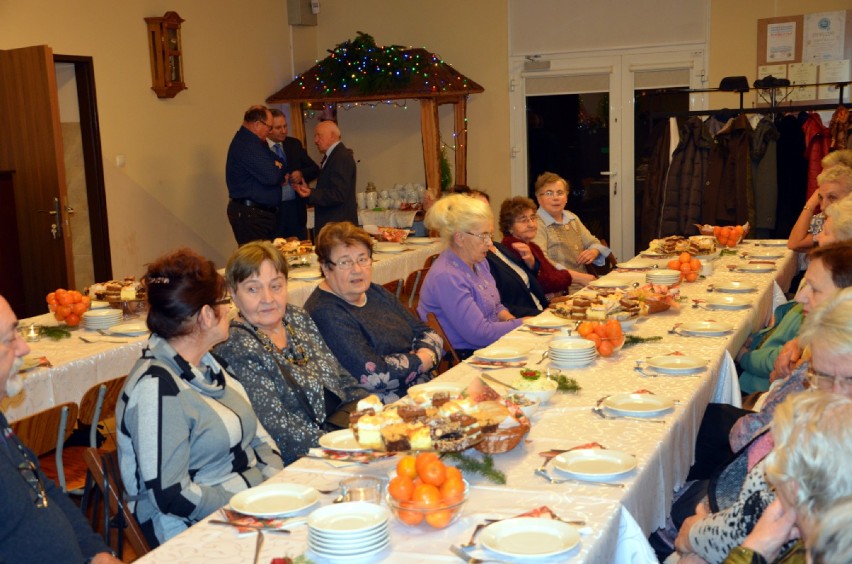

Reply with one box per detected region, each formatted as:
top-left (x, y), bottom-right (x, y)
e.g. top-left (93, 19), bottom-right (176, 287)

top-left (385, 481), bottom-right (469, 530)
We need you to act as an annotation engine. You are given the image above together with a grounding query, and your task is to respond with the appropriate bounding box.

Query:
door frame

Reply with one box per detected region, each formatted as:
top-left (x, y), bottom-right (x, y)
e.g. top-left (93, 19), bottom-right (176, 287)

top-left (54, 54), bottom-right (112, 283)
top-left (509, 45), bottom-right (707, 260)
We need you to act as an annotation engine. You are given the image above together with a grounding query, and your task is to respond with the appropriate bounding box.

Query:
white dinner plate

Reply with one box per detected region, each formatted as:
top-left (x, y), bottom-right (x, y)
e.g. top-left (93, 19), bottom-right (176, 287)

top-left (309, 536), bottom-right (390, 559)
top-left (714, 280), bottom-right (756, 293)
top-left (679, 320), bottom-right (734, 336)
top-left (475, 347), bottom-right (527, 362)
top-left (83, 308), bottom-right (122, 318)
top-left (405, 237), bottom-right (436, 245)
top-left (646, 355), bottom-right (707, 374)
top-left (735, 265), bottom-right (776, 273)
top-left (616, 258), bottom-right (655, 269)
top-left (105, 322), bottom-right (148, 336)
top-left (479, 517), bottom-right (580, 558)
top-left (589, 277), bottom-right (630, 289)
top-left (706, 295), bottom-right (752, 310)
top-left (373, 243), bottom-right (406, 253)
top-left (754, 239), bottom-right (788, 247)
top-left (229, 483), bottom-right (320, 518)
top-left (18, 356), bottom-right (42, 373)
top-left (307, 502), bottom-right (389, 534)
top-left (747, 252), bottom-right (784, 260)
top-left (552, 449), bottom-right (637, 481)
top-left (602, 393), bottom-right (675, 416)
top-left (641, 251), bottom-right (674, 259)
top-left (289, 270), bottom-right (323, 280)
top-left (524, 316), bottom-right (571, 330)
top-left (406, 381), bottom-right (464, 397)
top-left (318, 429), bottom-right (367, 452)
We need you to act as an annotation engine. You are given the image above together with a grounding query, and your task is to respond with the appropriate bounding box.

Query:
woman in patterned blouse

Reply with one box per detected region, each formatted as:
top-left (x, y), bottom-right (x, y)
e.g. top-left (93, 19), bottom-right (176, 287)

top-left (304, 222), bottom-right (443, 403)
top-left (214, 241), bottom-right (366, 464)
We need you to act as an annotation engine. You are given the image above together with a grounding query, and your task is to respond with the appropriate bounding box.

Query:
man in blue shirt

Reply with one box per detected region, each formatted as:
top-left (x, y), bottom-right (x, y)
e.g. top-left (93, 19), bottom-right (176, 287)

top-left (226, 106), bottom-right (286, 245)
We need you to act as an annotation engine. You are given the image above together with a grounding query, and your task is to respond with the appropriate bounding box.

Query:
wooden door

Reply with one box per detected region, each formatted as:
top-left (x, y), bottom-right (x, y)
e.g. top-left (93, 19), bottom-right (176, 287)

top-left (0, 45), bottom-right (73, 317)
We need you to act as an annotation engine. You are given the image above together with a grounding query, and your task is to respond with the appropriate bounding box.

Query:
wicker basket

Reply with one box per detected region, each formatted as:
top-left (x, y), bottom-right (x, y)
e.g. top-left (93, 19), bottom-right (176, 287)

top-left (474, 421), bottom-right (530, 454)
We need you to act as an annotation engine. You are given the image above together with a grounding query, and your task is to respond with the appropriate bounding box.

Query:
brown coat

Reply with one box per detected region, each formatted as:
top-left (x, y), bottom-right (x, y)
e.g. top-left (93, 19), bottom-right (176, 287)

top-left (702, 114), bottom-right (754, 226)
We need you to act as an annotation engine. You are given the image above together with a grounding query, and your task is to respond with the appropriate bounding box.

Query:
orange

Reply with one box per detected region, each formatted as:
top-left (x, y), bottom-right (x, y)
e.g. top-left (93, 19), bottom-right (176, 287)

top-left (666, 259), bottom-right (681, 271)
top-left (415, 452), bottom-right (440, 477)
top-left (685, 271), bottom-right (699, 282)
top-left (69, 290), bottom-right (83, 303)
top-left (397, 455), bottom-right (417, 481)
top-left (689, 258), bottom-right (701, 271)
top-left (57, 292), bottom-right (73, 306)
top-left (593, 324), bottom-right (608, 338)
top-left (80, 295), bottom-right (91, 307)
top-left (412, 483), bottom-right (441, 508)
top-left (55, 305), bottom-right (71, 319)
top-left (425, 509), bottom-right (454, 529)
top-left (444, 466), bottom-right (463, 483)
top-left (577, 322), bottom-right (594, 337)
top-left (71, 302), bottom-right (88, 316)
top-left (586, 333), bottom-right (602, 348)
top-left (389, 475), bottom-right (415, 502)
top-left (604, 322), bottom-right (622, 341)
top-left (598, 341), bottom-right (614, 357)
top-left (713, 226), bottom-right (721, 238)
top-left (397, 501), bottom-right (424, 526)
top-left (679, 252), bottom-right (691, 263)
top-left (46, 292), bottom-right (56, 305)
top-left (679, 263), bottom-right (692, 274)
top-left (420, 459), bottom-right (447, 487)
top-left (64, 313), bottom-right (81, 327)
top-left (440, 476), bottom-right (465, 503)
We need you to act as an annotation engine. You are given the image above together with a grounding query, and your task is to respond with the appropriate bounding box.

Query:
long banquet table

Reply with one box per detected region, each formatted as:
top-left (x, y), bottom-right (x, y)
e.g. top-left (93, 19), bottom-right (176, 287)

top-left (133, 243), bottom-right (798, 563)
top-left (3, 240), bottom-right (443, 424)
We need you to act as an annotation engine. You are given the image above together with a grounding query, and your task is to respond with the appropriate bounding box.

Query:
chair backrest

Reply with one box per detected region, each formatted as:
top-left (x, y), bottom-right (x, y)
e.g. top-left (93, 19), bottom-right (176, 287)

top-left (584, 238), bottom-right (618, 277)
top-left (83, 447), bottom-right (151, 558)
top-left (401, 267), bottom-right (429, 309)
top-left (425, 312), bottom-right (460, 374)
top-left (11, 402), bottom-right (78, 491)
top-left (78, 375), bottom-right (127, 447)
top-left (423, 253), bottom-right (440, 268)
top-left (381, 278), bottom-right (404, 299)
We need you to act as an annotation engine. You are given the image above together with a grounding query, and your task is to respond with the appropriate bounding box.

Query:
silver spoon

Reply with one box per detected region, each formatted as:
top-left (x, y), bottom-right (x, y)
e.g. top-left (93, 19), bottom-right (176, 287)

top-left (534, 467), bottom-right (625, 488)
top-left (253, 530), bottom-right (264, 564)
top-left (535, 350), bottom-right (549, 365)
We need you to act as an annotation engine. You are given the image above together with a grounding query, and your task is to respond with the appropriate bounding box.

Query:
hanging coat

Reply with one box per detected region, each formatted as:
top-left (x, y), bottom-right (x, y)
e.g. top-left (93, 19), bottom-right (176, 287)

top-left (751, 117), bottom-right (780, 233)
top-left (640, 119), bottom-right (673, 248)
top-left (703, 114), bottom-right (754, 227)
top-left (802, 112), bottom-right (830, 200)
top-left (774, 114), bottom-right (808, 238)
top-left (663, 117), bottom-right (712, 236)
top-left (829, 105), bottom-right (849, 150)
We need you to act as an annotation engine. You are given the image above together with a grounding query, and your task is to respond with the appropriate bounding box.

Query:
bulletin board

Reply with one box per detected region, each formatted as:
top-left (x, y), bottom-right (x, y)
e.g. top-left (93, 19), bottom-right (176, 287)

top-left (756, 9), bottom-right (852, 105)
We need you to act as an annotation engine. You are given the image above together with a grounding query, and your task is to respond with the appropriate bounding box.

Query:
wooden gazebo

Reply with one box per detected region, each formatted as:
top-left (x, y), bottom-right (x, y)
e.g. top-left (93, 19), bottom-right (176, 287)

top-left (266, 34), bottom-right (484, 196)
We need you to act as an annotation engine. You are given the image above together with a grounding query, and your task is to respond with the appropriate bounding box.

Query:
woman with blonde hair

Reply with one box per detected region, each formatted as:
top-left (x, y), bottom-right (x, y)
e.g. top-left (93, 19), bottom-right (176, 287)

top-left (815, 193), bottom-right (852, 245)
top-left (418, 194), bottom-right (522, 358)
top-left (788, 164), bottom-right (852, 251)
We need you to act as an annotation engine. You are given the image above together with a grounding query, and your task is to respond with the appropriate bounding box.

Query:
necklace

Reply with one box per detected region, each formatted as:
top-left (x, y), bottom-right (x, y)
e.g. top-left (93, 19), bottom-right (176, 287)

top-left (240, 316), bottom-right (308, 366)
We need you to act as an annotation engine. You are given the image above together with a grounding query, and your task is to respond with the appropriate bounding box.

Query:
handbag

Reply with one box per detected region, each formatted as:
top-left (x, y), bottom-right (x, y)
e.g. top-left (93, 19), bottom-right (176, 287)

top-left (233, 324), bottom-right (357, 431)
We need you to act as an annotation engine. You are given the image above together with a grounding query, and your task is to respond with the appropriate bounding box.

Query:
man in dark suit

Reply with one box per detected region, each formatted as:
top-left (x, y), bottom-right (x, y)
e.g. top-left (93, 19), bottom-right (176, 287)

top-left (293, 120), bottom-right (357, 236)
top-left (267, 109), bottom-right (319, 240)
top-left (225, 106), bottom-right (286, 245)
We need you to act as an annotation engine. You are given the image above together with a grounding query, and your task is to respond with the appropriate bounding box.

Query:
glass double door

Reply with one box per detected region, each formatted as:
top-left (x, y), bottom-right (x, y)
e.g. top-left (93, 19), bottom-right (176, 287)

top-left (510, 49), bottom-right (705, 259)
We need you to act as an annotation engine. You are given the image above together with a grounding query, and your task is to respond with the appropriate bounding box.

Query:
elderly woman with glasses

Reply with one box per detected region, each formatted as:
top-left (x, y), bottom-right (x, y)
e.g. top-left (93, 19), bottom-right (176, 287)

top-left (417, 194), bottom-right (523, 359)
top-left (531, 172), bottom-right (612, 281)
top-left (116, 248), bottom-right (283, 548)
top-left (673, 286), bottom-right (852, 563)
top-left (214, 241), bottom-right (366, 464)
top-left (304, 222), bottom-right (443, 403)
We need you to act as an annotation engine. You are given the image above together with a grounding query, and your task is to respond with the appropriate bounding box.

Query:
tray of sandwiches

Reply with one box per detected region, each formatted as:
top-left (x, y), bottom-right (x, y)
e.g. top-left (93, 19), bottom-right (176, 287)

top-left (643, 235), bottom-right (717, 258)
top-left (347, 380), bottom-right (530, 454)
top-left (549, 283), bottom-right (680, 321)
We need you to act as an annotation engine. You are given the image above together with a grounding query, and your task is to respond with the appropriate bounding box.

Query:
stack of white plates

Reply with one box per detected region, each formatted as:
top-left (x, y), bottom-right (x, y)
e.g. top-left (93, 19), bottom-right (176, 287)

top-left (82, 308), bottom-right (122, 331)
top-left (549, 338), bottom-right (597, 369)
top-left (307, 503), bottom-right (390, 560)
top-left (646, 269), bottom-right (681, 285)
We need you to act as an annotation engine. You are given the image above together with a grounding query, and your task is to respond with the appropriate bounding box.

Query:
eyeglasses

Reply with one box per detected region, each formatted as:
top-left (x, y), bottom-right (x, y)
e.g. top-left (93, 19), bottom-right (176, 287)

top-left (540, 190), bottom-right (567, 198)
top-left (257, 121), bottom-right (272, 129)
top-left (326, 256), bottom-right (373, 270)
top-left (514, 215), bottom-right (536, 225)
top-left (18, 460), bottom-right (48, 508)
top-left (464, 231), bottom-right (493, 243)
top-left (806, 365), bottom-right (852, 392)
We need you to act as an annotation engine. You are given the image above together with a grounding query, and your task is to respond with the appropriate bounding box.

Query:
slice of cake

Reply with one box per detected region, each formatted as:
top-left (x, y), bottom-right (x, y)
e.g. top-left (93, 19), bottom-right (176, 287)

top-left (355, 415), bottom-right (383, 450)
top-left (381, 423), bottom-right (411, 452)
top-left (408, 423), bottom-right (432, 451)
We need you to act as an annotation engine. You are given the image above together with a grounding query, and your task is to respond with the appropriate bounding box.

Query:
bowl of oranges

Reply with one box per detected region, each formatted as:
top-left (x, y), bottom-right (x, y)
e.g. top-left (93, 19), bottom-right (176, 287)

top-left (386, 452), bottom-right (468, 529)
top-left (46, 288), bottom-right (91, 327)
top-left (666, 252), bottom-right (702, 283)
top-left (576, 319), bottom-right (625, 357)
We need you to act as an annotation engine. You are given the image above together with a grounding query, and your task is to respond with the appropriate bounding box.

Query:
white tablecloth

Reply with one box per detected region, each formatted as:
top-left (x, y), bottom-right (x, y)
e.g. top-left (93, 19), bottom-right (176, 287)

top-left (134, 244), bottom-right (796, 563)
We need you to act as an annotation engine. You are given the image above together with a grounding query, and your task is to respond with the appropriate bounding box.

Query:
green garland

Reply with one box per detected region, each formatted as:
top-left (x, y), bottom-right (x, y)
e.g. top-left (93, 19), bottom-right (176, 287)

top-left (623, 335), bottom-right (663, 346)
top-left (439, 145), bottom-right (452, 190)
top-left (443, 452), bottom-right (506, 484)
top-left (309, 31), bottom-right (433, 96)
top-left (42, 326), bottom-right (71, 340)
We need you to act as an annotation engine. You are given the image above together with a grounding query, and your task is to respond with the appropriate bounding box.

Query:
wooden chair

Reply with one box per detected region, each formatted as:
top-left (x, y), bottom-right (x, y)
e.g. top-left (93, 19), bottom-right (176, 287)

top-left (381, 278), bottom-right (404, 299)
top-left (54, 375), bottom-right (129, 495)
top-left (11, 402), bottom-right (78, 492)
top-left (423, 253), bottom-right (440, 268)
top-left (83, 447), bottom-right (151, 559)
top-left (400, 267), bottom-right (429, 310)
top-left (425, 312), bottom-right (460, 374)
